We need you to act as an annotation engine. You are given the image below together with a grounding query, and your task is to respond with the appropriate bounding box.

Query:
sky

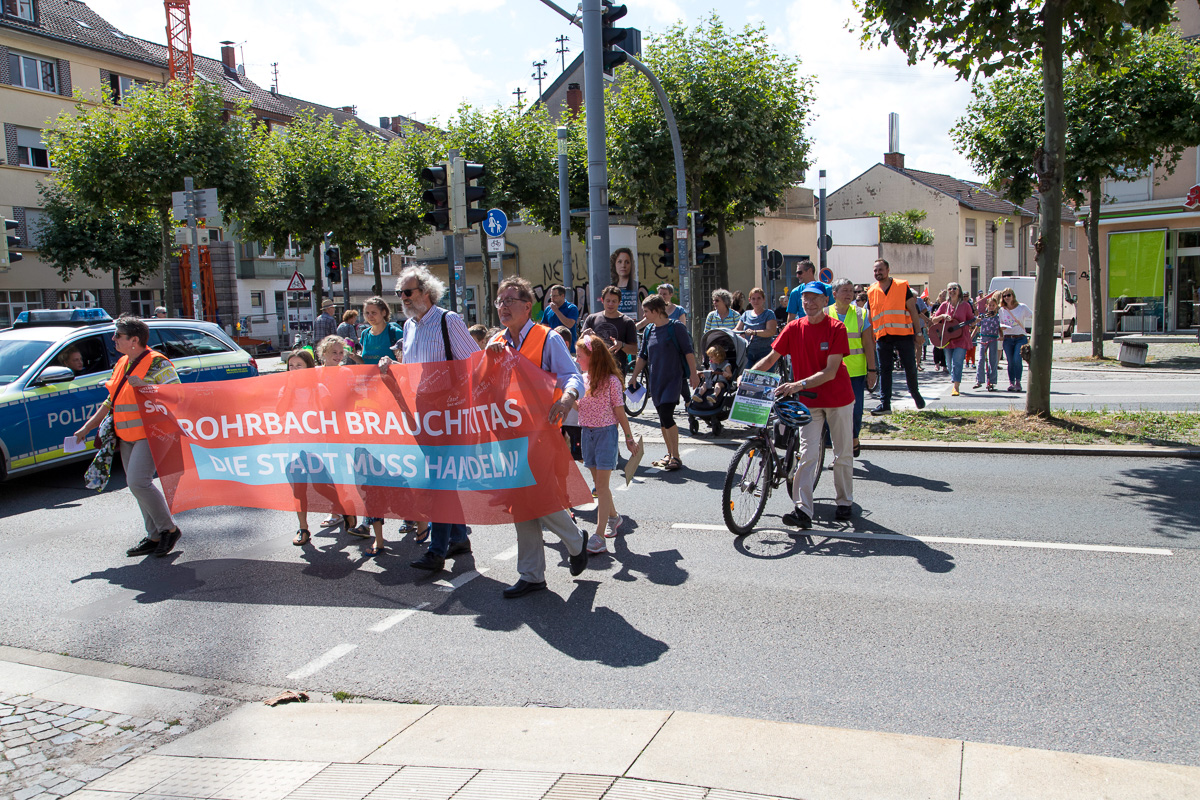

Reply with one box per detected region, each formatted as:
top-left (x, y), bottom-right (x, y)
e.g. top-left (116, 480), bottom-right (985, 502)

top-left (83, 0), bottom-right (983, 188)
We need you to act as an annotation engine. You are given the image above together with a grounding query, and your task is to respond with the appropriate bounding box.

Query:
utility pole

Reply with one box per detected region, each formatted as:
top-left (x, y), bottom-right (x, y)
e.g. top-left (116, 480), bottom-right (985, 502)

top-left (582, 0), bottom-right (610, 314)
top-left (270, 61), bottom-right (279, 93)
top-left (818, 169), bottom-right (828, 274)
top-left (556, 35), bottom-right (570, 72)
top-left (558, 126), bottom-right (572, 293)
top-left (511, 87), bottom-right (526, 108)
top-left (532, 59), bottom-right (548, 98)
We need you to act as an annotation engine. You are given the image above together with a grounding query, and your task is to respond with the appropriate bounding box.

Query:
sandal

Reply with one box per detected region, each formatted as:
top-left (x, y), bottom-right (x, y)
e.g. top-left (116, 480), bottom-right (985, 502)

top-left (366, 543), bottom-right (385, 556)
top-left (292, 529), bottom-right (310, 546)
top-left (346, 524), bottom-right (371, 539)
top-left (662, 456), bottom-right (682, 471)
top-left (651, 456), bottom-right (671, 468)
top-left (413, 525), bottom-right (430, 544)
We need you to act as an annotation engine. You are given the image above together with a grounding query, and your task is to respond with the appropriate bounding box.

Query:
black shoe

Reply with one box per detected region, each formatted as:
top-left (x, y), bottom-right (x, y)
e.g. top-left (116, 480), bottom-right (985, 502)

top-left (154, 528), bottom-right (181, 557)
top-left (914, 393), bottom-right (926, 410)
top-left (782, 509), bottom-right (812, 529)
top-left (503, 579), bottom-right (547, 599)
top-left (569, 542), bottom-right (589, 576)
top-left (127, 537), bottom-right (157, 557)
top-left (446, 540), bottom-right (472, 557)
top-left (409, 551), bottom-right (446, 572)
top-left (835, 505), bottom-right (853, 522)
top-left (870, 404), bottom-right (891, 416)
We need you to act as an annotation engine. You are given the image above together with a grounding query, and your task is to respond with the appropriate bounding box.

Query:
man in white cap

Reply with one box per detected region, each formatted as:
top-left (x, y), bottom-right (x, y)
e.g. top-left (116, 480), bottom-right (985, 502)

top-left (749, 281), bottom-right (855, 528)
top-left (314, 297), bottom-right (338, 342)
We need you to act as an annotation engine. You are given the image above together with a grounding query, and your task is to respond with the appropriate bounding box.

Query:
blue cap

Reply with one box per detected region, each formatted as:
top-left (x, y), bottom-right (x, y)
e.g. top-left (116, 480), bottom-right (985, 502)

top-left (799, 281), bottom-right (827, 297)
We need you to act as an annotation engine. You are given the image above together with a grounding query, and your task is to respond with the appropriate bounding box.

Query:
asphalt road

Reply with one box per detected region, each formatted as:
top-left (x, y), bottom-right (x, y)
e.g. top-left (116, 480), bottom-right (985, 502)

top-left (1, 434), bottom-right (1197, 767)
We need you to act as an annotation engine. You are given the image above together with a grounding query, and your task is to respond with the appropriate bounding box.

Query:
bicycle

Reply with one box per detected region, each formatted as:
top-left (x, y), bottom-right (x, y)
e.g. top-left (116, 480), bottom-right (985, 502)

top-left (721, 394), bottom-right (826, 535)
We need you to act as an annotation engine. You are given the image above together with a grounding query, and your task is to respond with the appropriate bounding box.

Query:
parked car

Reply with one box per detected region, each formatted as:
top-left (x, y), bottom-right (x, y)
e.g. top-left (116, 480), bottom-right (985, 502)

top-left (0, 309), bottom-right (258, 481)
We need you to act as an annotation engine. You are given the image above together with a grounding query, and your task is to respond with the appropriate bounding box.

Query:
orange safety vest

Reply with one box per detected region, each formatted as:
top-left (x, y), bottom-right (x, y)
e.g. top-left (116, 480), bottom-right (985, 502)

top-left (106, 348), bottom-right (169, 442)
top-left (868, 278), bottom-right (914, 338)
top-left (491, 322), bottom-right (562, 401)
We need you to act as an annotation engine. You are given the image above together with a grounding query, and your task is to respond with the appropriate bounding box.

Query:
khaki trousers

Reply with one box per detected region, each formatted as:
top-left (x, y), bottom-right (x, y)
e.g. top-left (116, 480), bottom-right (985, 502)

top-left (791, 403), bottom-right (854, 517)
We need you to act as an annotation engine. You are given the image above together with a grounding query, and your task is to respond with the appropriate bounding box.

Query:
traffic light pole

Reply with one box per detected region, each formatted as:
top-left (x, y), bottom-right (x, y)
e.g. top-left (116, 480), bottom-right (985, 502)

top-left (582, 0), bottom-right (610, 313)
top-left (184, 177), bottom-right (201, 321)
top-left (557, 126), bottom-right (572, 294)
top-left (616, 48), bottom-right (690, 324)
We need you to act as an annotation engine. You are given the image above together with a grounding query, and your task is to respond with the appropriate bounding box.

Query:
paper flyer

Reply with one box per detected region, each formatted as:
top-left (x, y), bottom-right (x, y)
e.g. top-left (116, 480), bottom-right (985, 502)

top-left (729, 369), bottom-right (780, 426)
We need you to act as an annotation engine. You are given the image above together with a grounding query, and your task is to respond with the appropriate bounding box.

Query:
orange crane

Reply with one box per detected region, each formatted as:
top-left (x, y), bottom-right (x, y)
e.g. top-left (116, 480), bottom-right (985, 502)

top-left (164, 0), bottom-right (218, 323)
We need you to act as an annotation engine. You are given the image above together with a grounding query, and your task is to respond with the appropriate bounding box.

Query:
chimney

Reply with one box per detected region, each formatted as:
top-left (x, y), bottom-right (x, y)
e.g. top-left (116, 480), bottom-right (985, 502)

top-left (379, 116), bottom-right (391, 130)
top-left (566, 82), bottom-right (583, 116)
top-left (883, 111), bottom-right (904, 169)
top-left (220, 41), bottom-right (237, 72)
top-left (340, 106), bottom-right (357, 115)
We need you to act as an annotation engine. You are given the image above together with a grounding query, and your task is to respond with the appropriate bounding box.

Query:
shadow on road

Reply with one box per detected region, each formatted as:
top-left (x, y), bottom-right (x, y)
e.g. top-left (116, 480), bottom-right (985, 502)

top-left (853, 459), bottom-right (953, 492)
top-left (732, 520), bottom-right (955, 574)
top-left (1111, 461), bottom-right (1200, 540)
top-left (0, 461), bottom-right (123, 519)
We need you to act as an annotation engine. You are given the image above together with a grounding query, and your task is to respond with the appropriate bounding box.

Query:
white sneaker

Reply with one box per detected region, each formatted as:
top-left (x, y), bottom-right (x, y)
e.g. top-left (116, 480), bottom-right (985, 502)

top-left (587, 532), bottom-right (608, 554)
top-left (605, 514), bottom-right (623, 538)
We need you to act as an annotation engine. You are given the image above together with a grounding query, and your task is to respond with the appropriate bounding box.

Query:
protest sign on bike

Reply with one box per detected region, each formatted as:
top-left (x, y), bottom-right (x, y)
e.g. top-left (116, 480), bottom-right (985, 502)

top-left (135, 350), bottom-right (592, 524)
top-left (729, 369), bottom-right (780, 426)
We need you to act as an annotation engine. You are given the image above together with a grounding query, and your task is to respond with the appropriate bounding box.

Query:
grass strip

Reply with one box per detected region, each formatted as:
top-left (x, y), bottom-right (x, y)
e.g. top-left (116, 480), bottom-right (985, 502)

top-left (863, 410), bottom-right (1200, 447)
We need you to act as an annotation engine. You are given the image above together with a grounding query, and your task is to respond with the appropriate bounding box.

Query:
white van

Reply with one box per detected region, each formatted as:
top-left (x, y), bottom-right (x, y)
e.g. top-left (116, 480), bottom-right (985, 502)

top-left (988, 276), bottom-right (1077, 337)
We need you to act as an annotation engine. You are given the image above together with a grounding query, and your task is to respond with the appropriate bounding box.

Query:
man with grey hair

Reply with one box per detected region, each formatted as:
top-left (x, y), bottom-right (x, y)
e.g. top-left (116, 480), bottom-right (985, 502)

top-left (379, 264), bottom-right (479, 573)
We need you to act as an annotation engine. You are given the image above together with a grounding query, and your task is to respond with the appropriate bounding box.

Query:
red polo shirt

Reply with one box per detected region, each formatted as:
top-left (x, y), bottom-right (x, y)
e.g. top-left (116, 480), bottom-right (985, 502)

top-left (771, 314), bottom-right (854, 408)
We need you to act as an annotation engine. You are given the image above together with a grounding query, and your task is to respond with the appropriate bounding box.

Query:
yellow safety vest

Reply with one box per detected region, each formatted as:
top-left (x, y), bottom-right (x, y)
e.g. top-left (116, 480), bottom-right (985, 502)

top-left (868, 278), bottom-right (914, 337)
top-left (829, 304), bottom-right (867, 377)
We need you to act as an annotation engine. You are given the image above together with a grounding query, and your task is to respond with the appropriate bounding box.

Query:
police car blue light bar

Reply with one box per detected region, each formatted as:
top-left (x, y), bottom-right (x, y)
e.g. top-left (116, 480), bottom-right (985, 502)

top-left (12, 308), bottom-right (114, 328)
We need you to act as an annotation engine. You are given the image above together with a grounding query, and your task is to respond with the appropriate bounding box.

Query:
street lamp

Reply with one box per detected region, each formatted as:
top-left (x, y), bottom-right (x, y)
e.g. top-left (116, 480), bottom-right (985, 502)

top-left (818, 169), bottom-right (828, 274)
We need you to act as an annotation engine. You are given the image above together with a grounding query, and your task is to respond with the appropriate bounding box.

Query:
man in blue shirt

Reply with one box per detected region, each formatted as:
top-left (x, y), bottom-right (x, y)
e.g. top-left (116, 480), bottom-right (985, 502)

top-left (488, 276), bottom-right (590, 598)
top-left (786, 259), bottom-right (832, 322)
top-left (539, 284), bottom-right (579, 353)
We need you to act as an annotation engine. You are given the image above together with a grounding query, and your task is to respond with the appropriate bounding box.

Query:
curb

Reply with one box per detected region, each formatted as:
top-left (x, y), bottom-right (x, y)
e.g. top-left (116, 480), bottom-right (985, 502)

top-left (861, 439), bottom-right (1200, 458)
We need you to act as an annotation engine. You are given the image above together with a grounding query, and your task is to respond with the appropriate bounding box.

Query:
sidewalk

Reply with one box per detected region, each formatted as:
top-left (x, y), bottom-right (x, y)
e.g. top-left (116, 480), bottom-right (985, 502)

top-left (2, 650), bottom-right (1199, 800)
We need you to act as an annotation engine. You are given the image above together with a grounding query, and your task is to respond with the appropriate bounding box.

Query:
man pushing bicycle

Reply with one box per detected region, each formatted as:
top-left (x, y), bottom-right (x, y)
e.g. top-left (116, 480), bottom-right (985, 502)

top-left (748, 281), bottom-right (855, 528)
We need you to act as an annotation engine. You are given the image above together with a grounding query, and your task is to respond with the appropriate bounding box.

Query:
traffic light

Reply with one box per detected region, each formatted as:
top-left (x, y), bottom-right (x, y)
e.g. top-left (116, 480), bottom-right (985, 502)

top-left (693, 212), bottom-right (712, 267)
top-left (453, 159), bottom-right (487, 229)
top-left (601, 1), bottom-right (630, 77)
top-left (657, 227), bottom-right (674, 269)
top-left (1, 219), bottom-right (21, 266)
top-left (421, 162), bottom-right (453, 232)
top-left (325, 245), bottom-right (341, 284)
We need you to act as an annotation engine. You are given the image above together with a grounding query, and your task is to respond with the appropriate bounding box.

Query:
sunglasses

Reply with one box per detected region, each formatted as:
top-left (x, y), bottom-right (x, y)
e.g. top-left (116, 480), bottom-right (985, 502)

top-left (396, 288), bottom-right (417, 297)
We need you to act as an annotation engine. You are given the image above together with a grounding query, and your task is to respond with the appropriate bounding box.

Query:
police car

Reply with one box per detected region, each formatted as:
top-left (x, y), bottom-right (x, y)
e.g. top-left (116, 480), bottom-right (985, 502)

top-left (0, 308), bottom-right (258, 481)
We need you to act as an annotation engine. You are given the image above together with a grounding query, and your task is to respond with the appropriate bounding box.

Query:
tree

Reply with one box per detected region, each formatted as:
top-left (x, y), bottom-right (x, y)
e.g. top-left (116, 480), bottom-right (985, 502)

top-left (44, 81), bottom-right (259, 314)
top-left (854, 0), bottom-right (1176, 417)
top-left (875, 209), bottom-right (935, 245)
top-left (35, 184), bottom-right (161, 313)
top-left (606, 14), bottom-right (815, 293)
top-left (952, 29), bottom-right (1200, 358)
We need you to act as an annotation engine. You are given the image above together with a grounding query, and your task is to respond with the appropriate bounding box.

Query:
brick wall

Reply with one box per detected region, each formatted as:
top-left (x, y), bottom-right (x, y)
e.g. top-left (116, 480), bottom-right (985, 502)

top-left (0, 45), bottom-right (10, 85)
top-left (56, 59), bottom-right (71, 97)
top-left (3, 123), bottom-right (16, 166)
top-left (12, 207), bottom-right (26, 248)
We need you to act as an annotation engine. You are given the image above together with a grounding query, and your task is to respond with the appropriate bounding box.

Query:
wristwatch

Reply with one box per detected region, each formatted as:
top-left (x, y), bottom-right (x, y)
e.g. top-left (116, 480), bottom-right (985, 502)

top-left (799, 379), bottom-right (808, 389)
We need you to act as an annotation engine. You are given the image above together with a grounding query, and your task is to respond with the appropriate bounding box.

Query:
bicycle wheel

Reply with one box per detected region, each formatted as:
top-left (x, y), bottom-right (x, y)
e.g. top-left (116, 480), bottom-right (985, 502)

top-left (722, 437), bottom-right (772, 535)
top-left (813, 436), bottom-right (827, 491)
top-left (624, 383), bottom-right (648, 417)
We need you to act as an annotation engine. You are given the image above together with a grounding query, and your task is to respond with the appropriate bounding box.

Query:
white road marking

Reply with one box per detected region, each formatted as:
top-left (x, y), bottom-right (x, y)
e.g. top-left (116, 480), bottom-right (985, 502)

top-left (493, 545), bottom-right (519, 561)
top-left (616, 477), bottom-right (646, 491)
top-left (368, 603), bottom-right (431, 633)
top-left (287, 643), bottom-right (357, 679)
top-left (434, 568), bottom-right (489, 591)
top-left (575, 501), bottom-right (599, 512)
top-left (670, 524), bottom-right (1173, 556)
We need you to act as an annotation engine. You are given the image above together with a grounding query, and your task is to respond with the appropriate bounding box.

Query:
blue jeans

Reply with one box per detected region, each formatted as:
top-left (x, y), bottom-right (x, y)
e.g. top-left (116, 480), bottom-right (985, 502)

top-left (946, 347), bottom-right (967, 383)
top-left (849, 374), bottom-right (865, 438)
top-left (429, 521), bottom-right (468, 558)
top-left (976, 339), bottom-right (998, 386)
top-left (1003, 335), bottom-right (1027, 386)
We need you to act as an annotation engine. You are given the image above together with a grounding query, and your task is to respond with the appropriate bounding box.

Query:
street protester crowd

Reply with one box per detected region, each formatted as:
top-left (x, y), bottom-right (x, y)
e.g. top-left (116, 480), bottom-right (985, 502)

top-left (74, 256), bottom-right (1033, 597)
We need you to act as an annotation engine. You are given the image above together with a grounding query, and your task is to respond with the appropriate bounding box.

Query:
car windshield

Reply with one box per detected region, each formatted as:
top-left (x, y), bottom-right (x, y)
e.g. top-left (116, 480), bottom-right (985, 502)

top-left (0, 339), bottom-right (53, 386)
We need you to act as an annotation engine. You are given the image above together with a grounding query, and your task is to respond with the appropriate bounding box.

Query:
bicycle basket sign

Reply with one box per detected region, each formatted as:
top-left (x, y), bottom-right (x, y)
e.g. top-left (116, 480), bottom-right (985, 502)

top-left (730, 369), bottom-right (779, 426)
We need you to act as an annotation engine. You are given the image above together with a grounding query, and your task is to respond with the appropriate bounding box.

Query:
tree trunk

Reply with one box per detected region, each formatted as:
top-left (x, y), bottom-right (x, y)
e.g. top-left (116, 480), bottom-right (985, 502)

top-left (372, 245), bottom-right (383, 297)
top-left (1088, 178), bottom-right (1104, 359)
top-left (111, 266), bottom-right (122, 315)
top-left (159, 210), bottom-right (173, 315)
top-left (1028, 2), bottom-right (1066, 419)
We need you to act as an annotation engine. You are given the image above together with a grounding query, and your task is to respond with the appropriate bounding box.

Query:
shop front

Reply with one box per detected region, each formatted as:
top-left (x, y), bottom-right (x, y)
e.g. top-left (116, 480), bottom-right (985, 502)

top-left (1105, 228), bottom-right (1200, 334)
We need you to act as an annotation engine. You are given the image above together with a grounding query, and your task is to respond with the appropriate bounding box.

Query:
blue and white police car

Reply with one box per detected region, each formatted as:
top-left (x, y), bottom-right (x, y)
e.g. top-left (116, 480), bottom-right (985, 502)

top-left (0, 308), bottom-right (258, 481)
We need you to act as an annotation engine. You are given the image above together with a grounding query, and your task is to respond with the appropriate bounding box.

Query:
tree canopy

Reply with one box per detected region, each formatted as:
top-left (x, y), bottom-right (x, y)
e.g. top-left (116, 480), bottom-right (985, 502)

top-left (875, 209), bottom-right (936, 245)
top-left (606, 14), bottom-right (816, 289)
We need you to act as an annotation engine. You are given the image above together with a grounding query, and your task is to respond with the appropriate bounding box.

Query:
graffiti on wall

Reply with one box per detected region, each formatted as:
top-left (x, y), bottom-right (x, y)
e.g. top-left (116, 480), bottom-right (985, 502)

top-left (534, 254), bottom-right (678, 317)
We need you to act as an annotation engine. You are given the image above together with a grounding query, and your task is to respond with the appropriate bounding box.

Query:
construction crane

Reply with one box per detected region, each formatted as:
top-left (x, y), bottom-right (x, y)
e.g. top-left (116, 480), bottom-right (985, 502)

top-left (164, 0), bottom-right (218, 324)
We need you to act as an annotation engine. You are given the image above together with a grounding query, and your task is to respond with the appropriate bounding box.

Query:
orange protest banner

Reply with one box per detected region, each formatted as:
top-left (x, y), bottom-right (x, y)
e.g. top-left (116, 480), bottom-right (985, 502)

top-left (138, 350), bottom-right (591, 524)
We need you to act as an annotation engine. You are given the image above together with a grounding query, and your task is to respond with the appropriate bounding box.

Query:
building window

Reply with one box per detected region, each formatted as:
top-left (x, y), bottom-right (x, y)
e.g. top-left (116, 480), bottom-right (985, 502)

top-left (12, 0), bottom-right (35, 22)
top-left (1030, 226), bottom-right (1038, 247)
top-left (108, 73), bottom-right (135, 103)
top-left (15, 127), bottom-right (50, 169)
top-left (22, 208), bottom-right (47, 248)
top-left (250, 290), bottom-right (264, 310)
top-left (964, 218), bottom-right (976, 246)
top-left (8, 51), bottom-right (57, 93)
top-left (129, 289), bottom-right (156, 317)
top-left (1004, 221), bottom-right (1014, 248)
top-left (0, 290), bottom-right (42, 328)
top-left (1068, 226), bottom-right (1077, 250)
top-left (58, 290), bottom-right (97, 308)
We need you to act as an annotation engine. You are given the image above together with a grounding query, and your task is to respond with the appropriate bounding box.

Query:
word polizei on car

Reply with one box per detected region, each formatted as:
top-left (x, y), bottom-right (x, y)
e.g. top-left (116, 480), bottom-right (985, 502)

top-left (0, 308), bottom-right (258, 481)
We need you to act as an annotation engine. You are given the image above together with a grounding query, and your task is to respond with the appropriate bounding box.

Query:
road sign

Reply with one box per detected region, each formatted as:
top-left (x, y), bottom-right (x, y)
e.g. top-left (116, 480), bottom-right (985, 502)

top-left (286, 271), bottom-right (307, 291)
top-left (174, 227), bottom-right (210, 246)
top-left (487, 236), bottom-right (505, 253)
top-left (674, 227), bottom-right (688, 239)
top-left (767, 249), bottom-right (783, 271)
top-left (818, 233), bottom-right (833, 252)
top-left (819, 267), bottom-right (833, 283)
top-left (171, 187), bottom-right (218, 221)
top-left (484, 208), bottom-right (508, 237)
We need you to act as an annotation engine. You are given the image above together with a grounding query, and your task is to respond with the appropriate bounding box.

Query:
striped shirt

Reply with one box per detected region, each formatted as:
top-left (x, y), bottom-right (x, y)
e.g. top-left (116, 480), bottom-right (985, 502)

top-left (401, 305), bottom-right (478, 364)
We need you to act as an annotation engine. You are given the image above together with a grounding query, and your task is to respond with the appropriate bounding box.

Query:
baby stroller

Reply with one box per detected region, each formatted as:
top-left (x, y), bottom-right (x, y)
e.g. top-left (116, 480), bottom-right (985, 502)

top-left (687, 328), bottom-right (748, 436)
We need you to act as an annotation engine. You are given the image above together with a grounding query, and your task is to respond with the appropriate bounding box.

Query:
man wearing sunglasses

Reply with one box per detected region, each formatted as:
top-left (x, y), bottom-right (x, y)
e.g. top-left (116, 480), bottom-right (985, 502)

top-left (379, 265), bottom-right (479, 573)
